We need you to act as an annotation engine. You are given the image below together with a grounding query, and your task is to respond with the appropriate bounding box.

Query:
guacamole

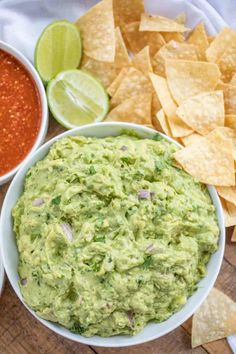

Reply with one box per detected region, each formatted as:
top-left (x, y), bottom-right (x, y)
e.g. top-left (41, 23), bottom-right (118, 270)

top-left (13, 135), bottom-right (219, 337)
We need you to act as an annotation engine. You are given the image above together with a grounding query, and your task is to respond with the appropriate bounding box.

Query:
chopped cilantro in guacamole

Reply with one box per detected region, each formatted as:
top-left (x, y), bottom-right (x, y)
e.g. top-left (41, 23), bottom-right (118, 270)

top-left (13, 135), bottom-right (219, 337)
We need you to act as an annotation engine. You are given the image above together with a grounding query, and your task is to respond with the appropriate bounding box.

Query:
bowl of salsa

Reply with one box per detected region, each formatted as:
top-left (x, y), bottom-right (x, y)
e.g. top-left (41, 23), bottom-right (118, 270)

top-left (0, 40), bottom-right (48, 185)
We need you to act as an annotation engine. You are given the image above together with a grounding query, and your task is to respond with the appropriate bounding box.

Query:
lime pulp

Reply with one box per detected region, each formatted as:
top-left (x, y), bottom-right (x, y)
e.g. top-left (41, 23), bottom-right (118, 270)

top-left (47, 69), bottom-right (109, 129)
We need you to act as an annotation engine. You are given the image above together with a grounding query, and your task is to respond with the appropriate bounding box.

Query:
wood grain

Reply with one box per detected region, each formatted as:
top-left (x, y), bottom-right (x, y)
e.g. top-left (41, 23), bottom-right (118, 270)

top-left (225, 228), bottom-right (236, 268)
top-left (0, 118), bottom-right (235, 354)
top-left (93, 327), bottom-right (208, 354)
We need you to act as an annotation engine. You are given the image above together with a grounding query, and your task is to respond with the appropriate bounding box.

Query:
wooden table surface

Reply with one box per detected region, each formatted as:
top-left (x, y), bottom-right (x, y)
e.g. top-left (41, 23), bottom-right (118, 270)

top-left (0, 117), bottom-right (235, 354)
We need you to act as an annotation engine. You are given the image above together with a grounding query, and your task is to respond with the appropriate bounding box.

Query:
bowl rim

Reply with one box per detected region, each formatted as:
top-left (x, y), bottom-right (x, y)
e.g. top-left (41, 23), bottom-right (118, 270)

top-left (0, 254), bottom-right (5, 296)
top-left (0, 40), bottom-right (48, 185)
top-left (0, 122), bottom-right (225, 347)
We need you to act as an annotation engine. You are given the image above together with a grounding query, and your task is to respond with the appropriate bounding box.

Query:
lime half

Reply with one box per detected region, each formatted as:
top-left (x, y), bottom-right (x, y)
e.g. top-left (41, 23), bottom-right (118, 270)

top-left (35, 20), bottom-right (82, 84)
top-left (47, 69), bottom-right (109, 129)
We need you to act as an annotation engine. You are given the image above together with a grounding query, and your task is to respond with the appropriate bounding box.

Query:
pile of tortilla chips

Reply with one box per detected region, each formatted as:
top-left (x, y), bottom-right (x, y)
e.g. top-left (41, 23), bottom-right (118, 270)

top-left (192, 287), bottom-right (236, 348)
top-left (75, 0), bottom-right (236, 236)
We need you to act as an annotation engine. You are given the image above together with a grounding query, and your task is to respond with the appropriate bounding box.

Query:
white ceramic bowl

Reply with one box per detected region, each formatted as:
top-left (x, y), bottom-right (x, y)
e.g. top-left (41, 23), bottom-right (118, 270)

top-left (0, 122), bottom-right (225, 347)
top-left (0, 254), bottom-right (5, 296)
top-left (0, 40), bottom-right (48, 185)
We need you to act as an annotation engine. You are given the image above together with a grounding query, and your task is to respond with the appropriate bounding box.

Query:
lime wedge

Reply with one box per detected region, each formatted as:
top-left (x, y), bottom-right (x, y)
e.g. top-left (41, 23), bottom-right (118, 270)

top-left (35, 20), bottom-right (82, 84)
top-left (47, 69), bottom-right (109, 129)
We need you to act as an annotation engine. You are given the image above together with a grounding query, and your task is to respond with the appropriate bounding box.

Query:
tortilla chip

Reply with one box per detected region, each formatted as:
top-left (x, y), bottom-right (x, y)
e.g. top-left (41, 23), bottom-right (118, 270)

top-left (231, 226), bottom-right (236, 241)
top-left (152, 118), bottom-right (163, 133)
top-left (187, 23), bottom-right (209, 60)
top-left (80, 25), bottom-right (129, 88)
top-left (217, 186), bottom-right (236, 207)
top-left (175, 13), bottom-right (186, 25)
top-left (149, 74), bottom-right (178, 121)
top-left (110, 67), bottom-right (153, 107)
top-left (113, 0), bottom-right (144, 27)
top-left (180, 133), bottom-right (203, 146)
top-left (155, 109), bottom-right (172, 136)
top-left (192, 288), bottom-right (236, 348)
top-left (226, 199), bottom-right (236, 217)
top-left (176, 91), bottom-right (224, 135)
top-left (152, 110), bottom-right (163, 132)
top-left (160, 14), bottom-right (186, 43)
top-left (217, 82), bottom-right (236, 114)
top-left (218, 47), bottom-right (236, 73)
top-left (115, 27), bottom-right (130, 68)
top-left (75, 0), bottom-right (115, 62)
top-left (162, 32), bottom-right (185, 43)
top-left (225, 114), bottom-right (236, 130)
top-left (80, 26), bottom-right (129, 88)
top-left (149, 73), bottom-right (192, 137)
top-left (221, 71), bottom-right (235, 83)
top-left (165, 59), bottom-right (221, 105)
top-left (208, 126), bottom-right (236, 139)
top-left (208, 126), bottom-right (236, 161)
top-left (206, 28), bottom-right (236, 63)
top-left (124, 21), bottom-right (166, 55)
top-left (174, 128), bottom-right (235, 186)
top-left (208, 126), bottom-right (235, 138)
top-left (81, 56), bottom-right (117, 88)
top-left (208, 35), bottom-right (215, 44)
top-left (221, 198), bottom-right (236, 227)
top-left (230, 73), bottom-right (236, 86)
top-left (217, 47), bottom-right (236, 83)
top-left (131, 46), bottom-right (153, 76)
top-left (106, 93), bottom-right (152, 125)
top-left (152, 40), bottom-right (199, 77)
top-left (151, 92), bottom-right (162, 118)
top-left (107, 67), bottom-right (129, 96)
top-left (208, 127), bottom-right (236, 160)
top-left (139, 13), bottom-right (189, 33)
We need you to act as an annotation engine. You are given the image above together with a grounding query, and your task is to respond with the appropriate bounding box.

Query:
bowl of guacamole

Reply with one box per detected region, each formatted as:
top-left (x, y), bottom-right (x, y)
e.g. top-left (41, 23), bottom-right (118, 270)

top-left (0, 123), bottom-right (224, 347)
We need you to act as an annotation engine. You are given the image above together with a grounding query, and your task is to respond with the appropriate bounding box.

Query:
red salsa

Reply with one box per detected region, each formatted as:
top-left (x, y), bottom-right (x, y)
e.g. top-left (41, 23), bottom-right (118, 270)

top-left (0, 49), bottom-right (41, 176)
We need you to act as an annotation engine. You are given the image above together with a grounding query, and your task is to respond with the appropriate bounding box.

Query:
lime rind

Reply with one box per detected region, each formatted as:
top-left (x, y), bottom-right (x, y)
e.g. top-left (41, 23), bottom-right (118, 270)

top-left (35, 20), bottom-right (82, 84)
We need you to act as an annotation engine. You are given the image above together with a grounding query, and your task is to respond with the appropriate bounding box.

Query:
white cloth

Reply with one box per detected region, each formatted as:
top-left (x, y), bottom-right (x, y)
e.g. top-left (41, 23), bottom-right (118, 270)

top-left (207, 0), bottom-right (236, 30)
top-left (0, 0), bottom-right (235, 352)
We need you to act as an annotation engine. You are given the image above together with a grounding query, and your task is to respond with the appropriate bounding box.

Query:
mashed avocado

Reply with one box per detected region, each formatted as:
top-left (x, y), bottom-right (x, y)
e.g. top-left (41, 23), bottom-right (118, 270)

top-left (13, 135), bottom-right (219, 337)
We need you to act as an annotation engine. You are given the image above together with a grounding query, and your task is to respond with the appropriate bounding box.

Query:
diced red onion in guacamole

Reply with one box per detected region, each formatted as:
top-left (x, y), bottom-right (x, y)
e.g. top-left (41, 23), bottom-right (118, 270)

top-left (32, 198), bottom-right (44, 206)
top-left (146, 244), bottom-right (155, 253)
top-left (127, 311), bottom-right (134, 326)
top-left (61, 223), bottom-right (73, 241)
top-left (138, 190), bottom-right (156, 200)
top-left (138, 190), bottom-right (151, 199)
top-left (20, 278), bottom-right (27, 286)
top-left (120, 145), bottom-right (128, 151)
